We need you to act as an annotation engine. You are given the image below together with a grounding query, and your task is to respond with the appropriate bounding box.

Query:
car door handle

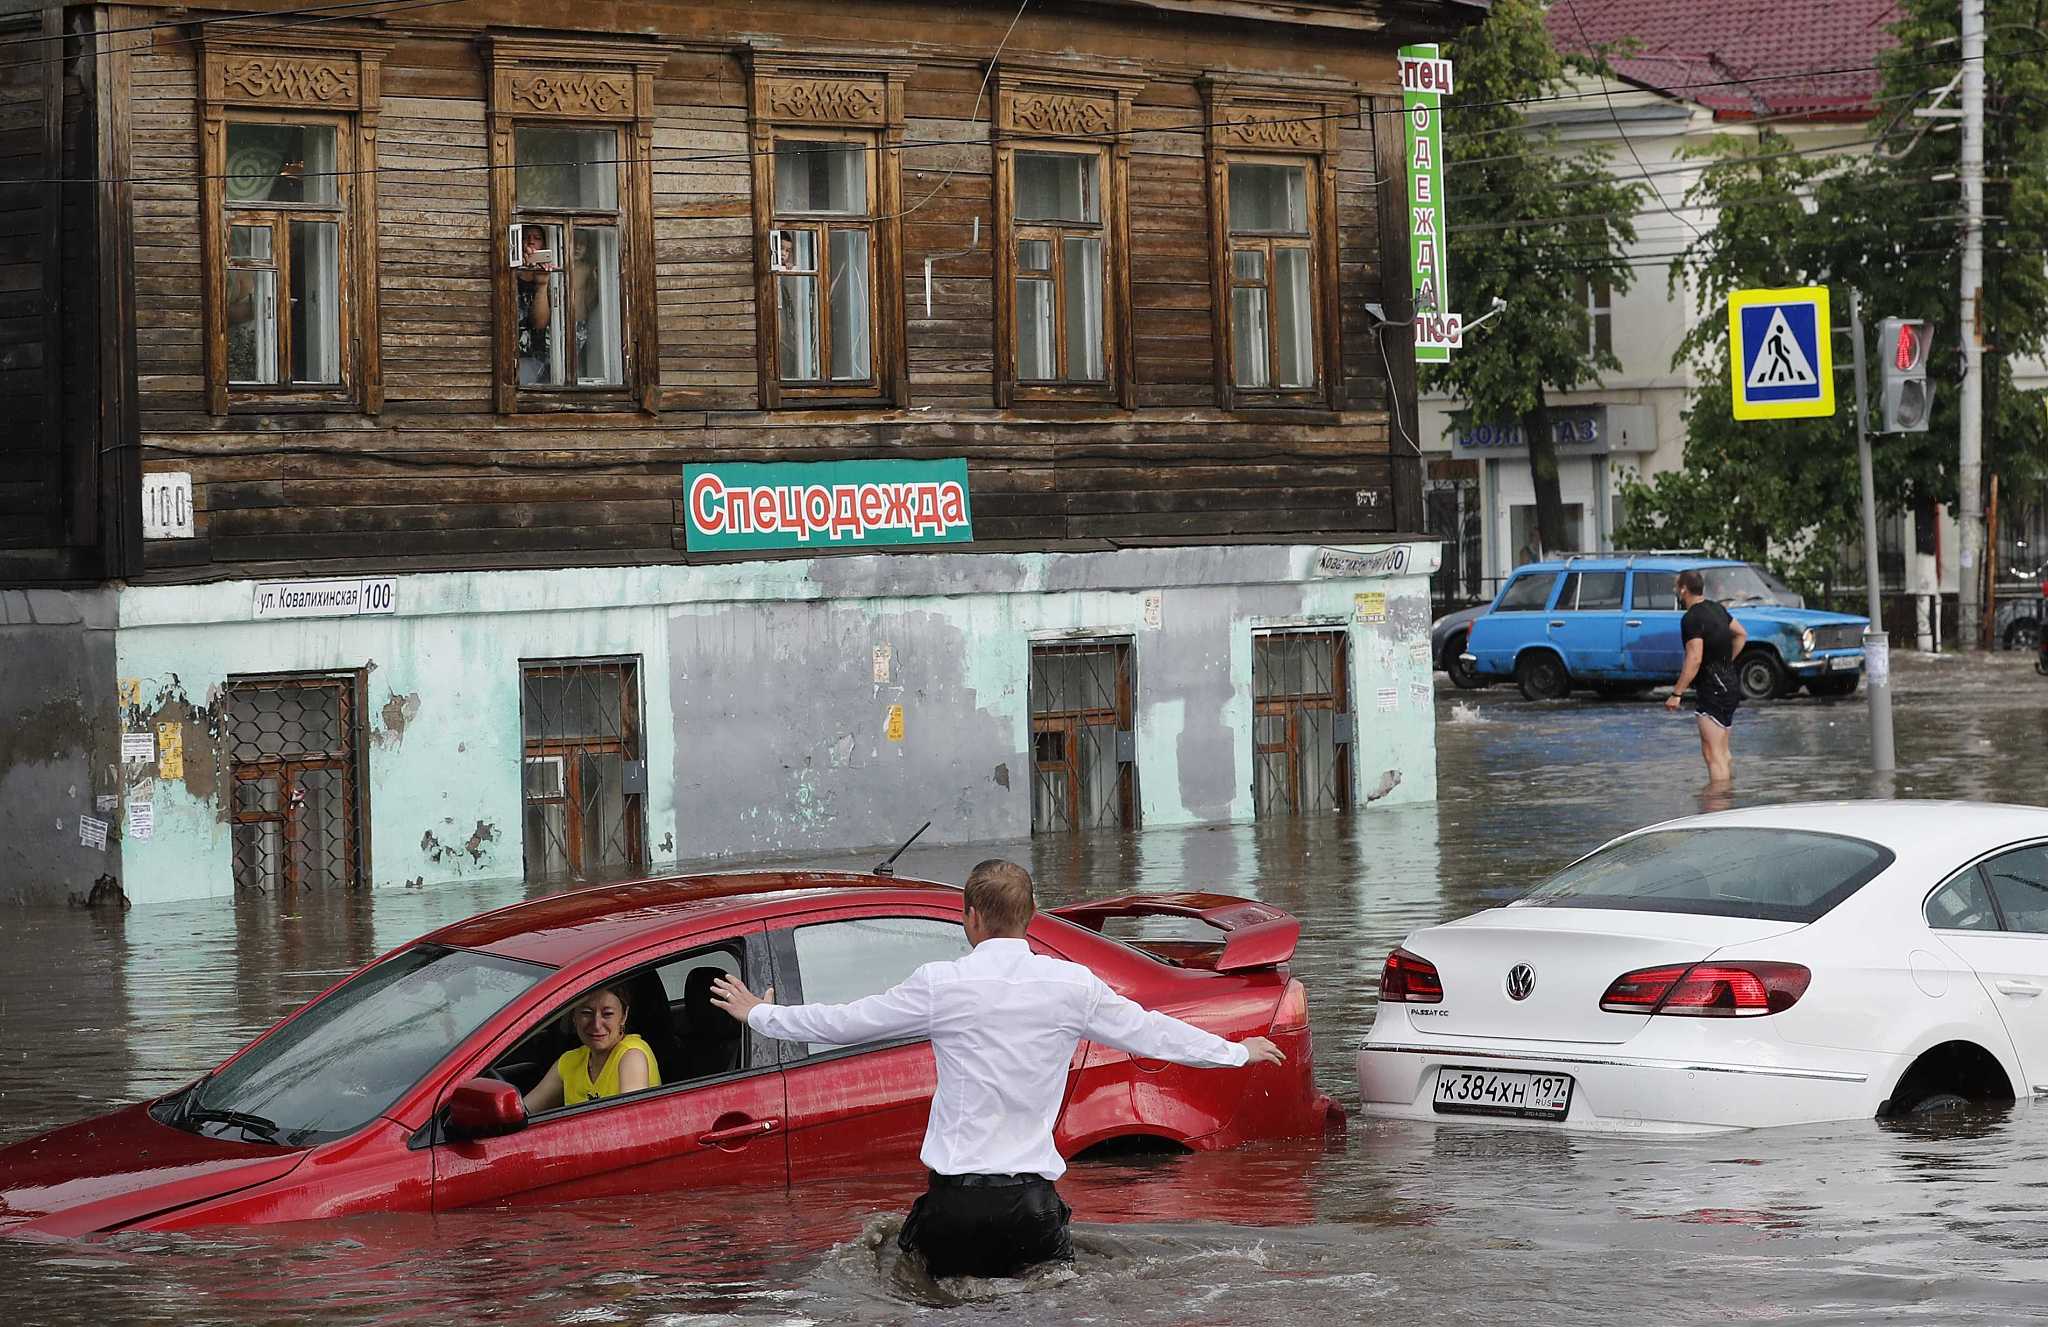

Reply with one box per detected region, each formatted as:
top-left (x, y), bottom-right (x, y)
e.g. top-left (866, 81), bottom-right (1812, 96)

top-left (1548, 620), bottom-right (1566, 629)
top-left (1996, 980), bottom-right (2043, 998)
top-left (1625, 620), bottom-right (1643, 628)
top-left (696, 1117), bottom-right (781, 1146)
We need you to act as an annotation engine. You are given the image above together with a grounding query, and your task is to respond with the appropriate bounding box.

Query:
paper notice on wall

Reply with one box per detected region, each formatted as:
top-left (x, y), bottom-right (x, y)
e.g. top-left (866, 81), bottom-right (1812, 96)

top-left (117, 677), bottom-right (142, 708)
top-left (95, 794), bottom-right (118, 813)
top-left (1410, 640), bottom-right (1432, 667)
top-left (1411, 682), bottom-right (1434, 709)
top-left (1354, 592), bottom-right (1388, 624)
top-left (128, 800), bottom-right (154, 841)
top-left (872, 643), bottom-right (893, 685)
top-left (885, 704), bottom-right (905, 742)
top-left (1377, 686), bottom-right (1400, 713)
top-left (157, 722), bottom-right (185, 780)
top-left (1142, 591), bottom-right (1164, 629)
top-left (1865, 636), bottom-right (1891, 686)
top-left (79, 815), bottom-right (109, 851)
top-left (120, 731), bottom-right (156, 764)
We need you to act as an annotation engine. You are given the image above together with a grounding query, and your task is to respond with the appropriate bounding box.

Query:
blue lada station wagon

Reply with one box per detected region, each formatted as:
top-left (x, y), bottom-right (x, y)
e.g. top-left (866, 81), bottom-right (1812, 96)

top-left (1462, 556), bottom-right (1870, 702)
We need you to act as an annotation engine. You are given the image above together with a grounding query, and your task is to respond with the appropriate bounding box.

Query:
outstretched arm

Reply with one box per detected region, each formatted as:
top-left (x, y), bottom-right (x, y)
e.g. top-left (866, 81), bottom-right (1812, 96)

top-left (1081, 981), bottom-right (1283, 1068)
top-left (710, 970), bottom-right (933, 1049)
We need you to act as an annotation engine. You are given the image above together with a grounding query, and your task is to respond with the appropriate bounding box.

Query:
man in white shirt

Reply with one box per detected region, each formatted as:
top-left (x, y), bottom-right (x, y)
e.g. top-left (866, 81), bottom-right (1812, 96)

top-left (709, 858), bottom-right (1284, 1279)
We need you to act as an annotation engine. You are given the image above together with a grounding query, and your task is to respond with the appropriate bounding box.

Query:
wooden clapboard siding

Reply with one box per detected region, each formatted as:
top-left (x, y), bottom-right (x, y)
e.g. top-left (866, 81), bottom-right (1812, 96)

top-left (59, 0), bottom-right (1463, 583)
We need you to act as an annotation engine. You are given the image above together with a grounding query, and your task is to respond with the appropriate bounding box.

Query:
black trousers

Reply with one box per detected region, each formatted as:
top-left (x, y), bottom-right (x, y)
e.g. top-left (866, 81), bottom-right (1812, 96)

top-left (897, 1171), bottom-right (1072, 1279)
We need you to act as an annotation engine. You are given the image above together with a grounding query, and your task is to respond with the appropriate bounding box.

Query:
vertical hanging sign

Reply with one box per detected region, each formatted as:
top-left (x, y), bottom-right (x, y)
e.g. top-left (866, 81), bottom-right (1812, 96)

top-left (1400, 45), bottom-right (1459, 361)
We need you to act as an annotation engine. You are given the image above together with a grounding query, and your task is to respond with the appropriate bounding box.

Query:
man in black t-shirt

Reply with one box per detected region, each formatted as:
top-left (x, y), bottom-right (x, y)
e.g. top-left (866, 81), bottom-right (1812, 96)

top-left (1666, 568), bottom-right (1749, 783)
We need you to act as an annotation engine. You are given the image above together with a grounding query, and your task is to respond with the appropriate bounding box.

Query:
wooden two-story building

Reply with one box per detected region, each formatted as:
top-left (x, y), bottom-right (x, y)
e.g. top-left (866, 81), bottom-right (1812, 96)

top-left (0, 0), bottom-right (1480, 905)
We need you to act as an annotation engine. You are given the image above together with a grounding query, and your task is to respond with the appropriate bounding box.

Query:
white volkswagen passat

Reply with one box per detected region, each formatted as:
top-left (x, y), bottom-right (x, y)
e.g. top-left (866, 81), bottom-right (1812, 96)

top-left (1357, 801), bottom-right (2048, 1132)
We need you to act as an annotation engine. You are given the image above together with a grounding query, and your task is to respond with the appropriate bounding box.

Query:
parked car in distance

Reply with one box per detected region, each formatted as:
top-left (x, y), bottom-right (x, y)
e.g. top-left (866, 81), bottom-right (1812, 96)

top-left (1358, 800), bottom-right (2048, 1132)
top-left (0, 873), bottom-right (1334, 1239)
top-left (1460, 556), bottom-right (1868, 702)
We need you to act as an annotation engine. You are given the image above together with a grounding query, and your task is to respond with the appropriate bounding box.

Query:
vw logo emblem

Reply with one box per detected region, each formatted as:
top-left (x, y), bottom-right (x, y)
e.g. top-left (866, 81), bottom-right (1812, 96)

top-left (1506, 963), bottom-right (1537, 1002)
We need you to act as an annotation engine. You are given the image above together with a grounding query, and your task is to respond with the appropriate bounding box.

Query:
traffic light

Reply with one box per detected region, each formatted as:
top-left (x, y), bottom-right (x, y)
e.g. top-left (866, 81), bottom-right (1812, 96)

top-left (1877, 317), bottom-right (1931, 433)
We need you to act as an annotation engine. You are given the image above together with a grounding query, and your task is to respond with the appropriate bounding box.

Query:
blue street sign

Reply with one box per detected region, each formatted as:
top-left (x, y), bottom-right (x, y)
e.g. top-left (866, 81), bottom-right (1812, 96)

top-left (1729, 286), bottom-right (1836, 420)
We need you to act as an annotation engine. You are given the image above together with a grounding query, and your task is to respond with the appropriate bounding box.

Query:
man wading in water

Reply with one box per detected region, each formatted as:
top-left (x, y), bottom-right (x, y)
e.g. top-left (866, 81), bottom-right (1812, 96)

top-left (1667, 567), bottom-right (1748, 786)
top-left (710, 859), bottom-right (1283, 1280)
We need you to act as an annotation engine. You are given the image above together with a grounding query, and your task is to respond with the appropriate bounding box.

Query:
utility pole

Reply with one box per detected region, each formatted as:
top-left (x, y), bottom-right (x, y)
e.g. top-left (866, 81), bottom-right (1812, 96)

top-left (1958, 0), bottom-right (1987, 647)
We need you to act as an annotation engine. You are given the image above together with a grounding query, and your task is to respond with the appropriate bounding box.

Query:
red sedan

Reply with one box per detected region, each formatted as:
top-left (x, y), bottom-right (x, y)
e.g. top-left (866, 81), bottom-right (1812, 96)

top-left (0, 872), bottom-right (1337, 1239)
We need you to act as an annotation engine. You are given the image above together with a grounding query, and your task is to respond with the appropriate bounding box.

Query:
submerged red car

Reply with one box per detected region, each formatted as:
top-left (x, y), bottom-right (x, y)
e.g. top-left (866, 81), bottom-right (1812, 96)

top-left (0, 872), bottom-right (1336, 1239)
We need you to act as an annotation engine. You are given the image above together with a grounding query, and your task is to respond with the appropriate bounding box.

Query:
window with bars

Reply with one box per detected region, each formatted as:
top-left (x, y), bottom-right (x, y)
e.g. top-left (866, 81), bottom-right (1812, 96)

top-left (521, 659), bottom-right (646, 882)
top-left (220, 117), bottom-right (349, 392)
top-left (1029, 641), bottom-right (1136, 833)
top-left (511, 126), bottom-right (627, 391)
top-left (223, 675), bottom-right (365, 894)
top-left (1252, 630), bottom-right (1352, 818)
top-left (1010, 149), bottom-right (1109, 389)
top-left (1224, 160), bottom-right (1319, 393)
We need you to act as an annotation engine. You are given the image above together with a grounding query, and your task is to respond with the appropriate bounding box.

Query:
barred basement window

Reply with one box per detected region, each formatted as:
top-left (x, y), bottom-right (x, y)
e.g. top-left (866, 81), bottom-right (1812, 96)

top-left (521, 659), bottom-right (646, 882)
top-left (1030, 640), bottom-right (1136, 833)
top-left (1252, 630), bottom-right (1352, 818)
top-left (223, 674), bottom-right (366, 893)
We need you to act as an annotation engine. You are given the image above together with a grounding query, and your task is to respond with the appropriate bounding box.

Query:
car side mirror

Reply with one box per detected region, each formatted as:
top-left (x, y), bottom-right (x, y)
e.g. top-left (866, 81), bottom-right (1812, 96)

top-left (446, 1077), bottom-right (526, 1139)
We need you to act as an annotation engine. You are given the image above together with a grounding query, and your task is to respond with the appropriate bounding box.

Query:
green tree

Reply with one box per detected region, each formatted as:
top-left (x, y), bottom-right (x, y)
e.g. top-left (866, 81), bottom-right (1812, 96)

top-left (1426, 0), bottom-right (1643, 556)
top-left (1619, 0), bottom-right (2048, 592)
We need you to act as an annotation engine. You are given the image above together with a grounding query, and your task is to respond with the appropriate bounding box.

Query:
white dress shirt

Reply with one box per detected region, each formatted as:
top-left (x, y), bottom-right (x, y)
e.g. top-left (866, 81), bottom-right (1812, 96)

top-left (746, 936), bottom-right (1249, 1180)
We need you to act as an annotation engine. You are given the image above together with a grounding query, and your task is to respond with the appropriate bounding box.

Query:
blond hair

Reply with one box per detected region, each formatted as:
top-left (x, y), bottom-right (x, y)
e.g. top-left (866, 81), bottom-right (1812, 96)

top-left (963, 859), bottom-right (1034, 936)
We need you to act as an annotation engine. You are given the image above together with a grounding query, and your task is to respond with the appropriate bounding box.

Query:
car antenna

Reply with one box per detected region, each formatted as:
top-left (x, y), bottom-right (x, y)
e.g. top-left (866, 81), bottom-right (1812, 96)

top-left (873, 821), bottom-right (932, 877)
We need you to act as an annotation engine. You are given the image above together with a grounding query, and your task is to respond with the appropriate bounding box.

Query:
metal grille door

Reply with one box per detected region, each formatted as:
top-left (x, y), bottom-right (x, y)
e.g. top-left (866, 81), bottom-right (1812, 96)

top-left (521, 659), bottom-right (645, 882)
top-left (1252, 630), bottom-right (1352, 818)
top-left (225, 676), bottom-right (364, 893)
top-left (1030, 641), bottom-right (1135, 833)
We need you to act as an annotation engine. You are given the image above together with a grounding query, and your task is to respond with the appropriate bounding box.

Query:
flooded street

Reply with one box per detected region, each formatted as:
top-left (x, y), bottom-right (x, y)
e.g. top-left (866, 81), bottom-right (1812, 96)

top-left (5, 651), bottom-right (2048, 1324)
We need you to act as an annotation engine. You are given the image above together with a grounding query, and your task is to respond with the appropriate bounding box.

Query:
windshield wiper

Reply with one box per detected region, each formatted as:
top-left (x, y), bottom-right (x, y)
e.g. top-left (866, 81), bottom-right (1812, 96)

top-left (179, 1107), bottom-right (286, 1144)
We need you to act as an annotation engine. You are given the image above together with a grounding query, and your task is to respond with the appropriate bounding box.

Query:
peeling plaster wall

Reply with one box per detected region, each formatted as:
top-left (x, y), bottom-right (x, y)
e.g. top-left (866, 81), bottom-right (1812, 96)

top-left (103, 543), bottom-right (1438, 905)
top-left (0, 590), bottom-right (120, 905)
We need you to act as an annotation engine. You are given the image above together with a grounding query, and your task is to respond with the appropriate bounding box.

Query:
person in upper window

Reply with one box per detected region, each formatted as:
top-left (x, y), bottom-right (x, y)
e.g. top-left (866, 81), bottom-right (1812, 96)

top-left (514, 224), bottom-right (557, 386)
top-left (522, 984), bottom-right (659, 1112)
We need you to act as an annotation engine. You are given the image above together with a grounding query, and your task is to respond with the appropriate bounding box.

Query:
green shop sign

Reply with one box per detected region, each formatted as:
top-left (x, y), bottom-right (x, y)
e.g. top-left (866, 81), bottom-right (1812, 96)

top-left (682, 459), bottom-right (973, 553)
top-left (1400, 44), bottom-right (1459, 362)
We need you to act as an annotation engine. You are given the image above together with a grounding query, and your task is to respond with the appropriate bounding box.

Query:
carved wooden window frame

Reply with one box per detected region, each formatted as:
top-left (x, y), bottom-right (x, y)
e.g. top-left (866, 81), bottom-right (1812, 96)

top-left (992, 69), bottom-right (1140, 409)
top-left (200, 37), bottom-right (391, 417)
top-left (1201, 81), bottom-right (1350, 412)
top-left (748, 59), bottom-right (909, 410)
top-left (488, 39), bottom-right (663, 416)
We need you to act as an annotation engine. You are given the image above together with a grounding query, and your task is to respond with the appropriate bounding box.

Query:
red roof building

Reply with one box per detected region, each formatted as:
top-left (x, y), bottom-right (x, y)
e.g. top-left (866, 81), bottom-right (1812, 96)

top-left (1547, 0), bottom-right (1902, 122)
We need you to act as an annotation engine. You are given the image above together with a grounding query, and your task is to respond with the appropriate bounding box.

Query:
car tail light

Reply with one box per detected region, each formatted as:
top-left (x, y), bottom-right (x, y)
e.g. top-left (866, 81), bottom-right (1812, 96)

top-left (1271, 978), bottom-right (1310, 1032)
top-left (1380, 947), bottom-right (1443, 1004)
top-left (1600, 962), bottom-right (1810, 1016)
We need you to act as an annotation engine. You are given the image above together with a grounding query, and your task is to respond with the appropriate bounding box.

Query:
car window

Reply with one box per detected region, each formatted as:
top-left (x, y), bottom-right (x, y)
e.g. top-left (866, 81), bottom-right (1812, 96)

top-left (176, 945), bottom-right (547, 1145)
top-left (788, 915), bottom-right (970, 1055)
top-left (1568, 571), bottom-right (1625, 611)
top-left (1702, 565), bottom-right (1774, 605)
top-left (1926, 869), bottom-right (2001, 932)
top-left (1981, 845), bottom-right (2048, 935)
top-left (1517, 827), bottom-right (1894, 923)
top-left (1630, 571), bottom-right (1676, 611)
top-left (491, 941), bottom-right (754, 1117)
top-left (1497, 573), bottom-right (1557, 611)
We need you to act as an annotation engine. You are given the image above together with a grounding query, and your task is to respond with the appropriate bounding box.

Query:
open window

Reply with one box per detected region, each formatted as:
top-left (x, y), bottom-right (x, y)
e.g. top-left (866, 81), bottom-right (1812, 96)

top-left (487, 39), bottom-right (662, 414)
top-left (487, 940), bottom-right (765, 1117)
top-left (766, 914), bottom-right (970, 1059)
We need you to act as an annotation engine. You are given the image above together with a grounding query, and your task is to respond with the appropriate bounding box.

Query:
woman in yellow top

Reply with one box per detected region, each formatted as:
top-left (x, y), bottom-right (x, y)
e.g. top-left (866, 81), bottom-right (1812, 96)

top-left (521, 984), bottom-right (661, 1113)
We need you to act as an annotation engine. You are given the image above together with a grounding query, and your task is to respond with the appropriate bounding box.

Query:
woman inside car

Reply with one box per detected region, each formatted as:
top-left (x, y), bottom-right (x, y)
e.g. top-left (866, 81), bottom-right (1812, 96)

top-left (521, 984), bottom-right (660, 1113)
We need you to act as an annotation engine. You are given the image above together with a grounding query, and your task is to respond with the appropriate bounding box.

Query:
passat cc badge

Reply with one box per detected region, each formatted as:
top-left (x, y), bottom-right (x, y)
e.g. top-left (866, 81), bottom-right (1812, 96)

top-left (1505, 963), bottom-right (1537, 1002)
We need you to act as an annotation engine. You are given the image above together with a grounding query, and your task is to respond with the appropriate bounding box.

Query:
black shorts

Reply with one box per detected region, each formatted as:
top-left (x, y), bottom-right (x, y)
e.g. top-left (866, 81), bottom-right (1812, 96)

top-left (1694, 666), bottom-right (1740, 729)
top-left (898, 1171), bottom-right (1072, 1279)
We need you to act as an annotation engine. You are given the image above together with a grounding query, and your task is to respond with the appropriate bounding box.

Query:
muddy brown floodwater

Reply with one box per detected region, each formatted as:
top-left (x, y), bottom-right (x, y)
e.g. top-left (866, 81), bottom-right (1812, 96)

top-left (4, 653), bottom-right (2047, 1325)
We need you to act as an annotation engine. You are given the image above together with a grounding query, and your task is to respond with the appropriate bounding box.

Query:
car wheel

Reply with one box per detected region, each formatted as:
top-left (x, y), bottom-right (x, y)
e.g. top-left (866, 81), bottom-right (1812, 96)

top-left (1736, 649), bottom-right (1789, 701)
top-left (1902, 1090), bottom-right (1973, 1116)
top-left (1515, 651), bottom-right (1571, 702)
top-left (1444, 632), bottom-right (1486, 690)
top-left (1806, 672), bottom-right (1859, 698)
top-left (2006, 618), bottom-right (2041, 652)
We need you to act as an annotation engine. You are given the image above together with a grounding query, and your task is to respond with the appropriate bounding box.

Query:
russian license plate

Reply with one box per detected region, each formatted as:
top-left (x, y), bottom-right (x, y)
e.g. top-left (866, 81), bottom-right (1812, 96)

top-left (1432, 1067), bottom-right (1574, 1120)
top-left (1830, 654), bottom-right (1862, 671)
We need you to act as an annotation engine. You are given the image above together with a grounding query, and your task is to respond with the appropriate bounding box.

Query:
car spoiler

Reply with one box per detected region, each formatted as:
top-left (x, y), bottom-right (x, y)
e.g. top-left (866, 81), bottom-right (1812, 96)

top-left (1046, 892), bottom-right (1300, 972)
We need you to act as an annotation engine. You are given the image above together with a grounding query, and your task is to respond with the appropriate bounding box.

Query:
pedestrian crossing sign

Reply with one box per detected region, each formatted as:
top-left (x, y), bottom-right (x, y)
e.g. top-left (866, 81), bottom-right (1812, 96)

top-left (1729, 286), bottom-right (1835, 420)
